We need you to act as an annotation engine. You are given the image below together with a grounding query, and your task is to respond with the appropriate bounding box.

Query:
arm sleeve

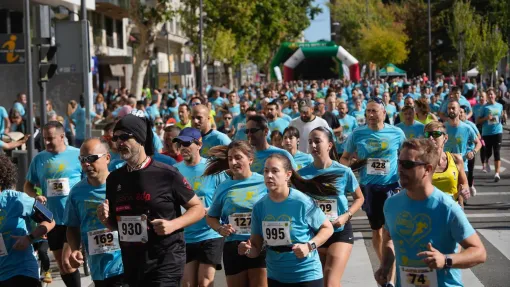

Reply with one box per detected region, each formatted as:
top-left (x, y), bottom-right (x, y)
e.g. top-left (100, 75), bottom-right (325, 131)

top-left (207, 187), bottom-right (225, 218)
top-left (18, 192), bottom-right (36, 217)
top-left (305, 199), bottom-right (327, 232)
top-left (172, 172), bottom-right (196, 206)
top-left (63, 192), bottom-right (80, 227)
top-left (448, 203), bottom-right (475, 243)
top-left (346, 169), bottom-right (359, 193)
top-left (344, 132), bottom-right (356, 154)
top-left (26, 156), bottom-right (40, 185)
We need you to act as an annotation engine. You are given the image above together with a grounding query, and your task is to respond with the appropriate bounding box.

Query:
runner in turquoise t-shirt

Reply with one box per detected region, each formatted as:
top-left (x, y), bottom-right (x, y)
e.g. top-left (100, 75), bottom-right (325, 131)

top-left (205, 141), bottom-right (267, 286)
top-left (298, 127), bottom-right (364, 287)
top-left (238, 154), bottom-right (336, 286)
top-left (282, 126), bottom-right (313, 170)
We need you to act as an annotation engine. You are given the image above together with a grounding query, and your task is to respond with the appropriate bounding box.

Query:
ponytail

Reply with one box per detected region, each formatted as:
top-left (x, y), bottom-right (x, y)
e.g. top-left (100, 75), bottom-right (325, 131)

top-left (203, 140), bottom-right (255, 176)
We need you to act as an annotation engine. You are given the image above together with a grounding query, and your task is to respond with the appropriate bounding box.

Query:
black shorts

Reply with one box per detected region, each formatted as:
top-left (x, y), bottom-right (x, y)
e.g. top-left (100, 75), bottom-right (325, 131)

top-left (268, 278), bottom-right (323, 287)
top-left (0, 275), bottom-right (40, 287)
top-left (223, 240), bottom-right (266, 276)
top-left (186, 237), bottom-right (224, 267)
top-left (46, 225), bottom-right (68, 251)
top-left (93, 274), bottom-right (126, 287)
top-left (360, 183), bottom-right (400, 230)
top-left (321, 221), bottom-right (354, 248)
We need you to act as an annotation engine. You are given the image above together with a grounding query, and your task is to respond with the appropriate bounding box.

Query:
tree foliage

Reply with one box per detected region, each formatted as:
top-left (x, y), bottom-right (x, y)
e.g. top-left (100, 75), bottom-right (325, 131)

top-left (129, 0), bottom-right (175, 98)
top-left (476, 20), bottom-right (508, 83)
top-left (358, 23), bottom-right (409, 67)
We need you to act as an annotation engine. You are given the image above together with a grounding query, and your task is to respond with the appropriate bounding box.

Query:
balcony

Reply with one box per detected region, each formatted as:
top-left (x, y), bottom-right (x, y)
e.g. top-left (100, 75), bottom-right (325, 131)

top-left (95, 0), bottom-right (129, 18)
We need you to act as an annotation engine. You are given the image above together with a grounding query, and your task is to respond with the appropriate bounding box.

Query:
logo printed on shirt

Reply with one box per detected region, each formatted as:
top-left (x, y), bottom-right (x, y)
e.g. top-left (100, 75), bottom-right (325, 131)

top-left (116, 205), bottom-right (132, 212)
top-left (395, 211), bottom-right (432, 247)
top-left (117, 184), bottom-right (122, 191)
top-left (182, 178), bottom-right (192, 190)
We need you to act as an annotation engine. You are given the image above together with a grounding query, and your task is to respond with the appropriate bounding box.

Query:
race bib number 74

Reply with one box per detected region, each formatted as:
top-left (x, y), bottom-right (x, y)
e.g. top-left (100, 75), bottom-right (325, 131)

top-left (400, 266), bottom-right (438, 287)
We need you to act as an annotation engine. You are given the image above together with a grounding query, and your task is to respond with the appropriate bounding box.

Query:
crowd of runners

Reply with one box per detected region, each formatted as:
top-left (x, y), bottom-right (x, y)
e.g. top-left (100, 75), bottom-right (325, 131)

top-left (1, 75), bottom-right (508, 287)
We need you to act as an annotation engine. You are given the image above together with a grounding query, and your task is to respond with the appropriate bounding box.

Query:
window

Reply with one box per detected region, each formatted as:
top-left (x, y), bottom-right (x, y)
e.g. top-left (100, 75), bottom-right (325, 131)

top-left (116, 20), bottom-right (123, 49)
top-left (105, 16), bottom-right (113, 47)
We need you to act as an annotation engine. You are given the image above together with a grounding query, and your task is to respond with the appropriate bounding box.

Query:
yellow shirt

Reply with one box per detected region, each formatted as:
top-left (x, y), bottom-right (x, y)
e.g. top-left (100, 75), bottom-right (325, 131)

top-left (432, 152), bottom-right (459, 200)
top-left (415, 113), bottom-right (435, 125)
top-left (176, 120), bottom-right (191, 130)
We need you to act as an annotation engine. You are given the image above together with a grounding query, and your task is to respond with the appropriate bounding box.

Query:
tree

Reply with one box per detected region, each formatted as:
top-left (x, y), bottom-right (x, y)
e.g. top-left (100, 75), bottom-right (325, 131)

top-left (476, 20), bottom-right (508, 86)
top-left (129, 0), bottom-right (174, 98)
top-left (358, 23), bottom-right (409, 68)
top-left (443, 0), bottom-right (481, 83)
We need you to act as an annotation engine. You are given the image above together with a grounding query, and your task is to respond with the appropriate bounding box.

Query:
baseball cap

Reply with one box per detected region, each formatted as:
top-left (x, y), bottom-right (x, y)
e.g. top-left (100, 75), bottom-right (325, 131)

top-left (298, 98), bottom-right (313, 112)
top-left (174, 127), bottom-right (202, 143)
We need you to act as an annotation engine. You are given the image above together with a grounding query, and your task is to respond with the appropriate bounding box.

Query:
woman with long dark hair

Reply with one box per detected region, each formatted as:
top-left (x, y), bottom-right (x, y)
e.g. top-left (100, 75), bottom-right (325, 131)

top-left (298, 126), bottom-right (364, 287)
top-left (205, 141), bottom-right (268, 287)
top-left (238, 153), bottom-right (337, 286)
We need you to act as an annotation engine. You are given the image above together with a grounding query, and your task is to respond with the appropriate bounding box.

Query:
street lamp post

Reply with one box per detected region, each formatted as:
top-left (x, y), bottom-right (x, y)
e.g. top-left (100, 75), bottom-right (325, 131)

top-left (198, 0), bottom-right (203, 94)
top-left (23, 0), bottom-right (35, 160)
top-left (428, 0), bottom-right (432, 83)
top-left (161, 24), bottom-right (171, 90)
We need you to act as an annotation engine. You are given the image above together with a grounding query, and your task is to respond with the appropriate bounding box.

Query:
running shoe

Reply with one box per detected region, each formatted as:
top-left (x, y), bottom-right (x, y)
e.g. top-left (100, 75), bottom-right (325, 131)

top-left (43, 271), bottom-right (52, 283)
top-left (487, 163), bottom-right (491, 173)
top-left (469, 186), bottom-right (477, 197)
top-left (482, 165), bottom-right (487, 173)
top-left (494, 173), bottom-right (500, 182)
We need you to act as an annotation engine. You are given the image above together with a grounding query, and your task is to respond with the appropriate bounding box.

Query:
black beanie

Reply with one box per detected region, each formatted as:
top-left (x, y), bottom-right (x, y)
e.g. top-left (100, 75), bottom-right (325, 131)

top-left (113, 113), bottom-right (155, 156)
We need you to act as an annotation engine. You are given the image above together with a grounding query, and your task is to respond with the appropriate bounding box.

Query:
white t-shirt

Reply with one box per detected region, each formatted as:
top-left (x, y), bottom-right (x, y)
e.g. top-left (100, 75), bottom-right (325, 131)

top-left (290, 116), bottom-right (330, 153)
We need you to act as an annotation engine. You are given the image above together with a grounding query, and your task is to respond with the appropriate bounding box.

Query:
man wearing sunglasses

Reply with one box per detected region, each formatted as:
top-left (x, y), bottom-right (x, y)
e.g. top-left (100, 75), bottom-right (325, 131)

top-left (64, 138), bottom-right (125, 286)
top-left (192, 105), bottom-right (231, 158)
top-left (376, 138), bottom-right (486, 287)
top-left (340, 99), bottom-right (406, 277)
top-left (395, 106), bottom-right (425, 139)
top-left (172, 128), bottom-right (228, 287)
top-left (24, 121), bottom-right (83, 287)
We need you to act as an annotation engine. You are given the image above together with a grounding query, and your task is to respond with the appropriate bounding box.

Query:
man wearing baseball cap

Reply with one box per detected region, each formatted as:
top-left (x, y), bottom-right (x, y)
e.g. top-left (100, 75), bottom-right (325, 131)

top-left (173, 128), bottom-right (228, 287)
top-left (289, 98), bottom-right (330, 153)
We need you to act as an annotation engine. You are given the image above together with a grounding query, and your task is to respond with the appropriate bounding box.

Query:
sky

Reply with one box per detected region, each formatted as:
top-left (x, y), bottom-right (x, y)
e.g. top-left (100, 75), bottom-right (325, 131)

top-left (303, 0), bottom-right (331, 42)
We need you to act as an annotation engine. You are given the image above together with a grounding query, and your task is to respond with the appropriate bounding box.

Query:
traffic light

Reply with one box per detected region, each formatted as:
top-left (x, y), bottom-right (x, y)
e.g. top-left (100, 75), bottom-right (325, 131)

top-left (38, 43), bottom-right (58, 82)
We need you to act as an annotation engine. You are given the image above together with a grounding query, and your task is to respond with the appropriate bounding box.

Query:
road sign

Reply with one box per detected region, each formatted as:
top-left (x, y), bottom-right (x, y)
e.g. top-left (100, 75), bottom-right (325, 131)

top-left (0, 34), bottom-right (25, 64)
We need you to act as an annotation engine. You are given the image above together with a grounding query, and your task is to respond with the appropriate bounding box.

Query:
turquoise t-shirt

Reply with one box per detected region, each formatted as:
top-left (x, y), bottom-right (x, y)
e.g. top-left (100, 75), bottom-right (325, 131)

top-left (338, 115), bottom-right (359, 135)
top-left (13, 102), bottom-right (25, 117)
top-left (298, 161), bottom-right (359, 232)
top-left (430, 103), bottom-right (441, 114)
top-left (71, 107), bottom-right (98, 141)
top-left (152, 131), bottom-right (164, 152)
top-left (472, 103), bottom-right (485, 121)
top-left (349, 109), bottom-right (366, 126)
top-left (232, 113), bottom-right (247, 140)
top-left (281, 114), bottom-right (293, 123)
top-left (228, 104), bottom-right (241, 117)
top-left (26, 146), bottom-right (83, 225)
top-left (174, 158), bottom-right (228, 243)
top-left (63, 180), bottom-right (124, 280)
top-left (480, 103), bottom-right (503, 136)
top-left (345, 124), bottom-right (406, 185)
top-left (293, 151), bottom-right (313, 170)
top-left (251, 188), bottom-right (325, 283)
top-left (0, 190), bottom-right (39, 281)
top-left (166, 106), bottom-right (180, 121)
top-left (208, 173), bottom-right (267, 242)
top-left (396, 121), bottom-right (425, 139)
top-left (385, 105), bottom-right (398, 125)
top-left (252, 146), bottom-right (297, 174)
top-left (201, 130), bottom-right (232, 158)
top-left (146, 105), bottom-right (160, 121)
top-left (384, 188), bottom-right (475, 287)
top-left (462, 120), bottom-right (479, 153)
top-left (444, 122), bottom-right (476, 171)
top-left (0, 106), bottom-right (8, 135)
top-left (268, 118), bottom-right (290, 140)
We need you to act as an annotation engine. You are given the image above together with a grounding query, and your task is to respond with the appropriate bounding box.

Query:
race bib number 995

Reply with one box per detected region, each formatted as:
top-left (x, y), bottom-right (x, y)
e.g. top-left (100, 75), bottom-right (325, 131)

top-left (262, 221), bottom-right (292, 246)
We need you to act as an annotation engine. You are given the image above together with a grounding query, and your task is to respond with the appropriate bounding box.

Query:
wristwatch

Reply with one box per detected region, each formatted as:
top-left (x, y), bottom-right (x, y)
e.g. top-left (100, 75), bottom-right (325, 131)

top-left (307, 240), bottom-right (317, 252)
top-left (444, 255), bottom-right (453, 270)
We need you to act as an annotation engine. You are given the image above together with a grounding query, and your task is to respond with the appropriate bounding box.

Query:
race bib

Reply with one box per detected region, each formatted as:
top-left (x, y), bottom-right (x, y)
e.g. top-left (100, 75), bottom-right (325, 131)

top-left (400, 266), bottom-right (438, 287)
top-left (367, 158), bottom-right (390, 175)
top-left (489, 116), bottom-right (499, 125)
top-left (229, 212), bottom-right (252, 235)
top-left (47, 178), bottom-right (70, 197)
top-left (0, 234), bottom-right (7, 257)
top-left (87, 229), bottom-right (120, 255)
top-left (262, 221), bottom-right (292, 246)
top-left (357, 117), bottom-right (366, 125)
top-left (181, 196), bottom-right (205, 214)
top-left (118, 216), bottom-right (148, 243)
top-left (316, 199), bottom-right (338, 221)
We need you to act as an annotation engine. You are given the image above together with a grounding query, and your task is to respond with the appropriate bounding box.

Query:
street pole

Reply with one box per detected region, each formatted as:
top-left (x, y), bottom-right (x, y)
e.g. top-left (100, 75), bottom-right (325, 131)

top-left (39, 82), bottom-right (47, 148)
top-left (167, 33), bottom-right (171, 90)
top-left (428, 0), bottom-right (432, 83)
top-left (459, 32), bottom-right (464, 87)
top-left (81, 0), bottom-right (92, 139)
top-left (24, 0), bottom-right (35, 161)
top-left (199, 0), bottom-right (203, 94)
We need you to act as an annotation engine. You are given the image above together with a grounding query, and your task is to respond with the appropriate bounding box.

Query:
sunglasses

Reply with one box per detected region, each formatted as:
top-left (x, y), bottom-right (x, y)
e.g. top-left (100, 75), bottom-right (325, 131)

top-left (244, 127), bottom-right (263, 134)
top-left (224, 117), bottom-right (232, 120)
top-left (424, 131), bottom-right (444, 138)
top-left (155, 122), bottom-right (164, 126)
top-left (398, 159), bottom-right (428, 169)
top-left (79, 153), bottom-right (107, 164)
top-left (368, 97), bottom-right (385, 106)
top-left (175, 140), bottom-right (197, 148)
top-left (112, 133), bottom-right (134, 142)
top-left (191, 102), bottom-right (201, 107)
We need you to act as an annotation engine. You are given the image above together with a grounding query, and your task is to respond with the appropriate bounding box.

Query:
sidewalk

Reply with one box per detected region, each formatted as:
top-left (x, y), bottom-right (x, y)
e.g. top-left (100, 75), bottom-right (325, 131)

top-left (45, 253), bottom-right (92, 287)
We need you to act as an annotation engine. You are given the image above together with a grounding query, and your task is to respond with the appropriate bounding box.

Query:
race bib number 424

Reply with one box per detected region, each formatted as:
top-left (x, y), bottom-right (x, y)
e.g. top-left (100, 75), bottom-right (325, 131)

top-left (118, 216), bottom-right (148, 243)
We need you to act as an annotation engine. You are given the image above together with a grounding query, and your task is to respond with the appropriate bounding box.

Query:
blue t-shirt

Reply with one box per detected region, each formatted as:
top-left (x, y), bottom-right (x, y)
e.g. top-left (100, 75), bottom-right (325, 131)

top-left (384, 104), bottom-right (398, 125)
top-left (0, 190), bottom-right (38, 281)
top-left (146, 105), bottom-right (160, 121)
top-left (293, 151), bottom-right (313, 170)
top-left (251, 188), bottom-right (325, 283)
top-left (349, 109), bottom-right (366, 126)
top-left (396, 121), bottom-right (425, 139)
top-left (252, 146), bottom-right (297, 174)
top-left (281, 114), bottom-right (293, 123)
top-left (166, 106), bottom-right (180, 122)
top-left (0, 106), bottom-right (8, 135)
top-left (208, 173), bottom-right (267, 242)
top-left (289, 111), bottom-right (300, 119)
top-left (338, 115), bottom-right (359, 135)
top-left (152, 131), bottom-right (164, 152)
top-left (71, 107), bottom-right (98, 140)
top-left (472, 103), bottom-right (485, 121)
top-left (298, 161), bottom-right (359, 232)
top-left (384, 188), bottom-right (475, 287)
top-left (232, 113), bottom-right (247, 140)
top-left (228, 104), bottom-right (241, 117)
top-left (463, 120), bottom-right (479, 153)
top-left (345, 124), bottom-right (406, 185)
top-left (63, 180), bottom-right (124, 280)
top-left (26, 146), bottom-right (83, 225)
top-left (430, 103), bottom-right (441, 114)
top-left (13, 102), bottom-right (25, 117)
top-left (174, 158), bottom-right (228, 243)
top-left (444, 122), bottom-right (476, 171)
top-left (201, 130), bottom-right (232, 158)
top-left (268, 118), bottom-right (289, 138)
top-left (480, 103), bottom-right (503, 136)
